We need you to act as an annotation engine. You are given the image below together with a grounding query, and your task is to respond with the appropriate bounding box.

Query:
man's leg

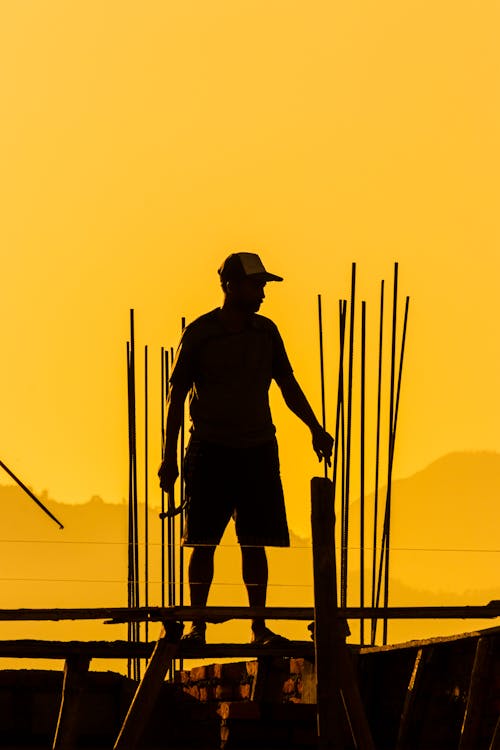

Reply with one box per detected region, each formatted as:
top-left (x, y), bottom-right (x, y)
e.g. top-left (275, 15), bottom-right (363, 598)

top-left (184, 544), bottom-right (216, 640)
top-left (241, 545), bottom-right (268, 639)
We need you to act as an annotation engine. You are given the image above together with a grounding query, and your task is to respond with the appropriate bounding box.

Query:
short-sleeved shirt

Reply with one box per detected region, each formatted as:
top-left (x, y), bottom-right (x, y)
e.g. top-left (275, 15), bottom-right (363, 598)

top-left (170, 308), bottom-right (293, 447)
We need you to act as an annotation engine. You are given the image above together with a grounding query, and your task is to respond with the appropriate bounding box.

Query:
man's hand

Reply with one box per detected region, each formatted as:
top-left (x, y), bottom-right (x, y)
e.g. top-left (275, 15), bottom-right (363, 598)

top-left (311, 426), bottom-right (334, 465)
top-left (158, 458), bottom-right (179, 493)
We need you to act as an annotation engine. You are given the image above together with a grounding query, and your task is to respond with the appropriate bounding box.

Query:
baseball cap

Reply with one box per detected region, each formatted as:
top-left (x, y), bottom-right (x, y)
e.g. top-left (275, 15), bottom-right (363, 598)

top-left (218, 252), bottom-right (283, 283)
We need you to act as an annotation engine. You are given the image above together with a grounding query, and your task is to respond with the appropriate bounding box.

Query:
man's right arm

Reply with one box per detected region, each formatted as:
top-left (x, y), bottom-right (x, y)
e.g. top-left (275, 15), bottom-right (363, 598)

top-left (158, 382), bottom-right (190, 492)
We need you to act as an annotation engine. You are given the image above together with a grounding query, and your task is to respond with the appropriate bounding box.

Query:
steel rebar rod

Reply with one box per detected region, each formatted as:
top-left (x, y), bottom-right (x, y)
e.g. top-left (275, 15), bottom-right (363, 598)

top-left (371, 280), bottom-right (385, 645)
top-left (332, 301), bottom-right (347, 585)
top-left (373, 296), bottom-right (409, 639)
top-left (382, 264), bottom-right (398, 644)
top-left (178, 319), bottom-right (186, 673)
top-left (179, 318), bottom-right (186, 610)
top-left (0, 460), bottom-right (64, 530)
top-left (332, 300), bottom-right (347, 497)
top-left (128, 310), bottom-right (140, 679)
top-left (360, 301), bottom-right (366, 645)
top-left (382, 294), bottom-right (410, 643)
top-left (317, 295), bottom-right (328, 478)
top-left (144, 345), bottom-right (149, 649)
top-left (169, 347), bottom-right (176, 609)
top-left (126, 341), bottom-right (133, 678)
top-left (160, 347), bottom-right (166, 609)
top-left (341, 263), bottom-right (356, 608)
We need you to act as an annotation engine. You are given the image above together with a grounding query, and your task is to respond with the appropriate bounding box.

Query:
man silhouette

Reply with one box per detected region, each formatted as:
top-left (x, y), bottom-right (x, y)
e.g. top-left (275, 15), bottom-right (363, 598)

top-left (158, 252), bottom-right (333, 645)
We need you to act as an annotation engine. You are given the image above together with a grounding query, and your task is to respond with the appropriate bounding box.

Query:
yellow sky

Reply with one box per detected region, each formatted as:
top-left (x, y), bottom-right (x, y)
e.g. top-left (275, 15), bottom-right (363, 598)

top-left (0, 1), bottom-right (499, 537)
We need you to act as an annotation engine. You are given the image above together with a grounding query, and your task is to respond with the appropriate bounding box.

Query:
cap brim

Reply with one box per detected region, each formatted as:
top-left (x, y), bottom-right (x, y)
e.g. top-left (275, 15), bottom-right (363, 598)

top-left (251, 272), bottom-right (284, 282)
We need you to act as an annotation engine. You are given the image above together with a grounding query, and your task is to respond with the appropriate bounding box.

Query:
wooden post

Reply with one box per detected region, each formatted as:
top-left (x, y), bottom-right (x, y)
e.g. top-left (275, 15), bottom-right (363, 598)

top-left (396, 647), bottom-right (433, 749)
top-left (113, 621), bottom-right (182, 750)
top-left (311, 477), bottom-right (375, 750)
top-left (52, 654), bottom-right (91, 749)
top-left (459, 637), bottom-right (494, 750)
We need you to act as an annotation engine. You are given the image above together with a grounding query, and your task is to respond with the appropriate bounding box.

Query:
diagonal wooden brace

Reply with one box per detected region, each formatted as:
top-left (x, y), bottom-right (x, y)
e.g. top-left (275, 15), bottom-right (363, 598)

top-left (113, 621), bottom-right (183, 750)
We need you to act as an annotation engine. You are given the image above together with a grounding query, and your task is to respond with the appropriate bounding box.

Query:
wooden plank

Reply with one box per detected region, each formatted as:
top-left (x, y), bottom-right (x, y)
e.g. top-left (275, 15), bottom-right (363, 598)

top-left (0, 602), bottom-right (497, 622)
top-left (396, 647), bottom-right (434, 749)
top-left (52, 654), bottom-right (91, 750)
top-left (459, 637), bottom-right (494, 750)
top-left (0, 640), bottom-right (154, 659)
top-left (311, 476), bottom-right (375, 750)
top-left (360, 624), bottom-right (500, 653)
top-left (311, 477), bottom-right (346, 748)
top-left (113, 622), bottom-right (182, 750)
top-left (0, 638), bottom-right (314, 659)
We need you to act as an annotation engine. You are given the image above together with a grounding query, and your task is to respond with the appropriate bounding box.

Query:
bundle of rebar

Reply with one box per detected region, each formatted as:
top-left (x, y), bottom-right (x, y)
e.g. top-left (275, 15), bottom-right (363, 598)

top-left (321, 263), bottom-right (410, 645)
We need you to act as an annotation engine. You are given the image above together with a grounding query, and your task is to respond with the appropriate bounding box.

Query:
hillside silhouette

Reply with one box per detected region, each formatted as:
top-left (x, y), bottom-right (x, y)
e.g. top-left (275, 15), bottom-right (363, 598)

top-left (0, 451), bottom-right (498, 670)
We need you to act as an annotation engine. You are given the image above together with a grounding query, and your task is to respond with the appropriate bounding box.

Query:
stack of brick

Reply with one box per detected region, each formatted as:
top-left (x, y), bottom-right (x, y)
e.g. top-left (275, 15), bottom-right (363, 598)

top-left (175, 657), bottom-right (316, 705)
top-left (175, 661), bottom-right (255, 702)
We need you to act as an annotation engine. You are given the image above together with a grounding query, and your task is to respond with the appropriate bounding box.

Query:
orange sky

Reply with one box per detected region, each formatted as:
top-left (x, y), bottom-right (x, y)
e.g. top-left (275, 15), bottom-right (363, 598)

top-left (1, 1), bottom-right (499, 538)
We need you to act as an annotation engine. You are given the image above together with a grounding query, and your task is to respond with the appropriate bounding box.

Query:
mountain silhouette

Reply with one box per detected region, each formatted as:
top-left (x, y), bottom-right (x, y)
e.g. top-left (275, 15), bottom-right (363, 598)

top-left (0, 450), bottom-right (498, 670)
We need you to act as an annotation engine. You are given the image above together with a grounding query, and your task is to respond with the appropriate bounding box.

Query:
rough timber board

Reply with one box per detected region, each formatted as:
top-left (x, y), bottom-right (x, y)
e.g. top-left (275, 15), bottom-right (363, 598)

top-left (0, 639), bottom-right (314, 659)
top-left (0, 603), bottom-right (498, 621)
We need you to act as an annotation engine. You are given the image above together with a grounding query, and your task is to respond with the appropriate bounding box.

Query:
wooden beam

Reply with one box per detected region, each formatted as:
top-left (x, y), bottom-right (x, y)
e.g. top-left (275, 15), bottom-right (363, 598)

top-left (0, 638), bottom-right (314, 659)
top-left (396, 647), bottom-right (434, 749)
top-left (311, 476), bottom-right (375, 750)
top-left (113, 622), bottom-right (182, 750)
top-left (52, 654), bottom-right (91, 749)
top-left (0, 602), bottom-right (497, 622)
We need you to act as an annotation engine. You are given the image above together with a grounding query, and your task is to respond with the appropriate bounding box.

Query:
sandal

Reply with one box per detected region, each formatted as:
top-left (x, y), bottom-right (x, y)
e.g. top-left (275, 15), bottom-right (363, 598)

top-left (250, 627), bottom-right (289, 647)
top-left (181, 626), bottom-right (206, 646)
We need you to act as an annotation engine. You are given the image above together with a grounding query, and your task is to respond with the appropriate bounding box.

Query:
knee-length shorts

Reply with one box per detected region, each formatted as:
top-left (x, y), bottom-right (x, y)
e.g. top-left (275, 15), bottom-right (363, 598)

top-left (182, 437), bottom-right (290, 547)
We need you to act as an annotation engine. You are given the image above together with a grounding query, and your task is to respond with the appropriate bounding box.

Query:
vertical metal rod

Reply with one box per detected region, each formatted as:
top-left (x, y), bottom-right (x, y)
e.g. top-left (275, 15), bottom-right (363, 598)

top-left (178, 318), bottom-right (186, 673)
top-left (126, 341), bottom-right (133, 679)
top-left (373, 298), bottom-right (410, 636)
top-left (166, 348), bottom-right (174, 608)
top-left (169, 347), bottom-right (176, 609)
top-left (160, 347), bottom-right (166, 609)
top-left (382, 295), bottom-right (410, 643)
top-left (340, 364), bottom-right (346, 596)
top-left (392, 298), bottom-right (410, 448)
top-left (332, 301), bottom-right (347, 498)
top-left (144, 345), bottom-right (149, 651)
top-left (332, 301), bottom-right (347, 583)
top-left (341, 262), bottom-right (356, 608)
top-left (129, 309), bottom-right (140, 680)
top-left (179, 318), bottom-right (186, 607)
top-left (382, 263), bottom-right (398, 644)
top-left (360, 301), bottom-right (366, 646)
top-left (317, 295), bottom-right (328, 478)
top-left (371, 280), bottom-right (385, 645)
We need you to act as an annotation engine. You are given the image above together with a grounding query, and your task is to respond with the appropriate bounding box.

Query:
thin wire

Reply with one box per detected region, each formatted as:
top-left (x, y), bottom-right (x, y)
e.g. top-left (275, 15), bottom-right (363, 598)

top-left (1, 539), bottom-right (497, 553)
top-left (0, 577), bottom-right (316, 586)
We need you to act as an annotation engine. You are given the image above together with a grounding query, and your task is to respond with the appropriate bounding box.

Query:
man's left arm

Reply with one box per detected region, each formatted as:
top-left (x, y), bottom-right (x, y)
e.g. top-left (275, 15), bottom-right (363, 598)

top-left (276, 373), bottom-right (334, 465)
